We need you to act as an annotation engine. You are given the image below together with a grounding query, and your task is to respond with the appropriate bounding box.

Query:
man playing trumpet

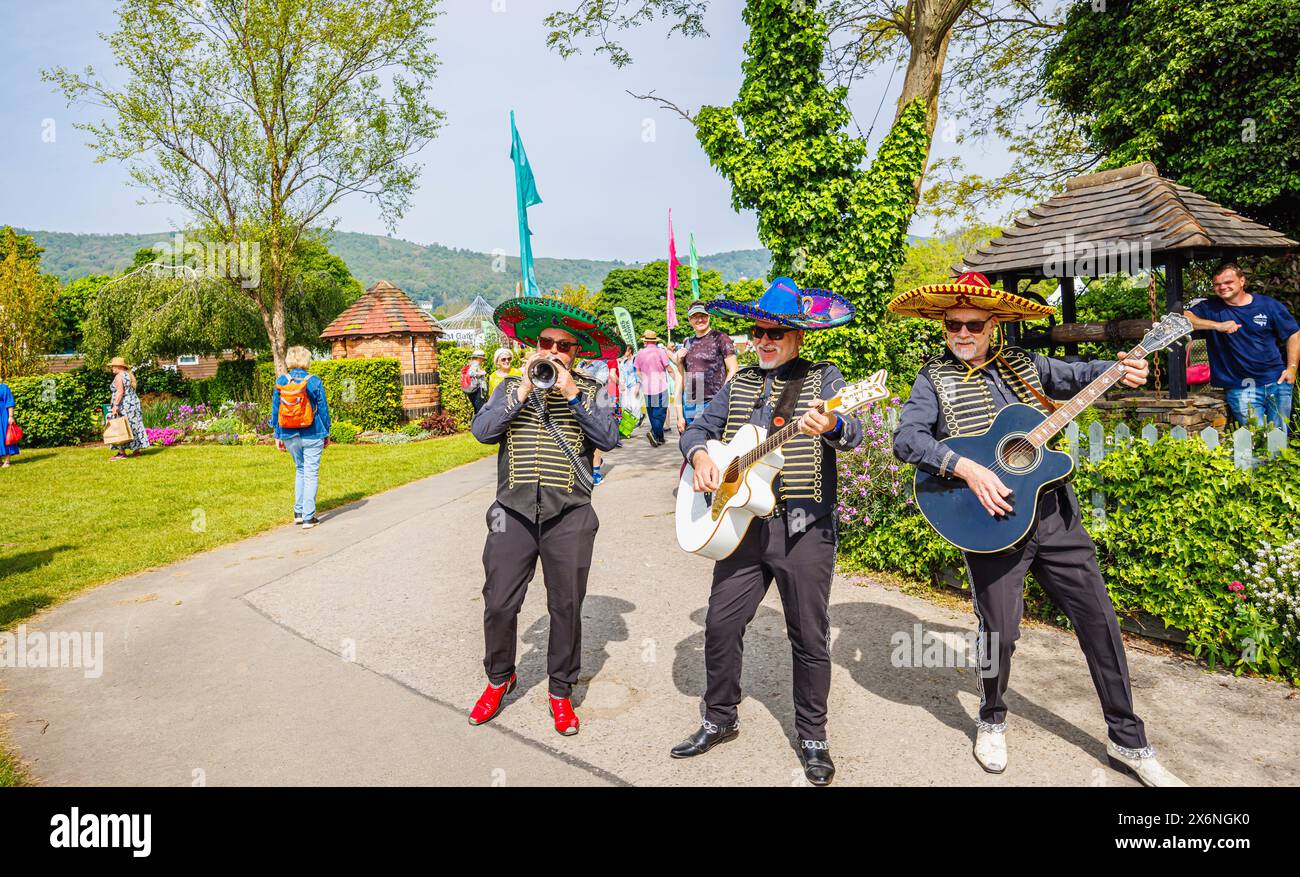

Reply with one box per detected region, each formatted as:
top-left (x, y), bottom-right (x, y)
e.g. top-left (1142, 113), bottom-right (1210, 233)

top-left (467, 297), bottom-right (624, 736)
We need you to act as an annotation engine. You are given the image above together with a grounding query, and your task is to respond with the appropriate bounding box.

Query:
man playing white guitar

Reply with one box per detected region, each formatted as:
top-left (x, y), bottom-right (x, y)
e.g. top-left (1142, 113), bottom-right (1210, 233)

top-left (671, 277), bottom-right (862, 786)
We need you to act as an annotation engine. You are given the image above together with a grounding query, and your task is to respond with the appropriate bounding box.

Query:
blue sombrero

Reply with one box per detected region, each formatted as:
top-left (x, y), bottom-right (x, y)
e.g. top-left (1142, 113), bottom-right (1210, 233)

top-left (704, 277), bottom-right (854, 330)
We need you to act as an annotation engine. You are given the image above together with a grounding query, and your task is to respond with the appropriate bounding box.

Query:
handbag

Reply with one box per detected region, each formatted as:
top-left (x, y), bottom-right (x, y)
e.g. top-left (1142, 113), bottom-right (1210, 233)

top-left (103, 415), bottom-right (134, 445)
top-left (1186, 338), bottom-right (1211, 385)
top-left (618, 408), bottom-right (638, 438)
top-left (4, 421), bottom-right (21, 445)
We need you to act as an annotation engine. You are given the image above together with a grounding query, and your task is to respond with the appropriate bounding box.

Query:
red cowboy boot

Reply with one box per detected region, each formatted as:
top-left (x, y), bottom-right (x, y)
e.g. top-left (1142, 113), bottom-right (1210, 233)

top-left (468, 674), bottom-right (516, 726)
top-left (548, 695), bottom-right (580, 736)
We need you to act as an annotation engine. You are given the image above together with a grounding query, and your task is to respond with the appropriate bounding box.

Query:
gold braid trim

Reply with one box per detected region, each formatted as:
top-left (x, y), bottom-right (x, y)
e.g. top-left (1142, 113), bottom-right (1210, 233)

top-left (924, 347), bottom-right (1051, 437)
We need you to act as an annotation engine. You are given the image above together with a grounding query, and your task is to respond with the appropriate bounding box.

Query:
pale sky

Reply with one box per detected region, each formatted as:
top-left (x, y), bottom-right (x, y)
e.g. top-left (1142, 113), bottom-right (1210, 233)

top-left (0, 0), bottom-right (1010, 262)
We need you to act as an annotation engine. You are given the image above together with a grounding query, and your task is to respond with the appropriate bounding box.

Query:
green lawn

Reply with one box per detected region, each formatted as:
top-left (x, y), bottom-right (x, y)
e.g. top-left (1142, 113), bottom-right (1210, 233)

top-left (0, 434), bottom-right (492, 787)
top-left (0, 745), bottom-right (31, 786)
top-left (0, 435), bottom-right (493, 629)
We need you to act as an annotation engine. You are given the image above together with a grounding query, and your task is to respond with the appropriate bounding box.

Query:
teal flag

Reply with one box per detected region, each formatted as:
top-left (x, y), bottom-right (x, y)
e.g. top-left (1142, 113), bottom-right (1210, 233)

top-left (510, 111), bottom-right (543, 297)
top-left (613, 306), bottom-right (637, 351)
top-left (689, 232), bottom-right (700, 300)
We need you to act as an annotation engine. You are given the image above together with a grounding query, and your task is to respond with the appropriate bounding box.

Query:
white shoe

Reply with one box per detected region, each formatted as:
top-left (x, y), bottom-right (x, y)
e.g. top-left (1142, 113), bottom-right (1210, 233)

top-left (973, 722), bottom-right (1007, 774)
top-left (1106, 741), bottom-right (1188, 787)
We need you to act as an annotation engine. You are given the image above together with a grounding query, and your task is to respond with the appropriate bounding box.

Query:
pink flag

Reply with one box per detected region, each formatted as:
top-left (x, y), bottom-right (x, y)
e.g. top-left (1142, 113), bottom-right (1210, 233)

top-left (667, 209), bottom-right (681, 330)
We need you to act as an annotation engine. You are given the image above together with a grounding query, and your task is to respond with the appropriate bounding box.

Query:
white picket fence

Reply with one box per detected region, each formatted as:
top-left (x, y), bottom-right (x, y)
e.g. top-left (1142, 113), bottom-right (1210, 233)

top-left (876, 407), bottom-right (1290, 525)
top-left (1063, 421), bottom-right (1289, 525)
top-left (1061, 420), bottom-right (1289, 470)
top-left (877, 407), bottom-right (1288, 471)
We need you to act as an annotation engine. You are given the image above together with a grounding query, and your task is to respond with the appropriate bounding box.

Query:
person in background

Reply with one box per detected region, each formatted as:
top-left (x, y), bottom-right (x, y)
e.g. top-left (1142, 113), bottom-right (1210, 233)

top-left (0, 381), bottom-right (17, 467)
top-left (487, 347), bottom-right (519, 398)
top-left (462, 349), bottom-right (490, 415)
top-left (107, 356), bottom-right (150, 461)
top-left (674, 300), bottom-right (738, 431)
top-left (576, 356), bottom-right (618, 484)
top-left (273, 346), bottom-right (332, 530)
top-left (632, 330), bottom-right (679, 446)
top-left (1185, 262), bottom-right (1299, 434)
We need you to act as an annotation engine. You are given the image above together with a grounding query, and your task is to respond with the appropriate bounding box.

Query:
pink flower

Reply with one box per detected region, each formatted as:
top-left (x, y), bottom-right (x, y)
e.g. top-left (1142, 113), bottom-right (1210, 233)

top-left (1228, 580), bottom-right (1245, 592)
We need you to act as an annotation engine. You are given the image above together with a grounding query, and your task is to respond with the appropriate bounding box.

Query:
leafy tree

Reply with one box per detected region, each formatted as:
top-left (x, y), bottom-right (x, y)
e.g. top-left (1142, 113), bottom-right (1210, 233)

top-left (547, 282), bottom-right (605, 314)
top-left (0, 227), bottom-right (61, 378)
top-left (45, 0), bottom-right (444, 374)
top-left (598, 260), bottom-right (728, 338)
top-left (81, 237), bottom-right (364, 365)
top-left (53, 274), bottom-right (110, 354)
top-left (1043, 0), bottom-right (1300, 238)
top-left (546, 0), bottom-right (1063, 193)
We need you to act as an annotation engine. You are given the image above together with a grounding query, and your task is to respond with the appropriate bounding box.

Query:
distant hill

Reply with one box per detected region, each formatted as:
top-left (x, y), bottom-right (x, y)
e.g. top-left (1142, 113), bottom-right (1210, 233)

top-left (15, 228), bottom-right (778, 314)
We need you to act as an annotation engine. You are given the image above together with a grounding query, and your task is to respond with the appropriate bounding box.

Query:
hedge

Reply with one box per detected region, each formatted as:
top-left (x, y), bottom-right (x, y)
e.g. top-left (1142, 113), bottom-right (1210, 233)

top-left (838, 428), bottom-right (1300, 681)
top-left (436, 342), bottom-right (476, 429)
top-left (257, 357), bottom-right (403, 432)
top-left (7, 369), bottom-right (104, 447)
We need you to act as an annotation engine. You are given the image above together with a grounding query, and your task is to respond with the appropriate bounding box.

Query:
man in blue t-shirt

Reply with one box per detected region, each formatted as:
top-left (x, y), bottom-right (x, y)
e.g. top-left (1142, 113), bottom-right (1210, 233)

top-left (1185, 263), bottom-right (1299, 434)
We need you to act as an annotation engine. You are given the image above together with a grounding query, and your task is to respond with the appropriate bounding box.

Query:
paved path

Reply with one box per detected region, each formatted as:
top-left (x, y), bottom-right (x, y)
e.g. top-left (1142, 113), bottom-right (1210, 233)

top-left (3, 433), bottom-right (1298, 786)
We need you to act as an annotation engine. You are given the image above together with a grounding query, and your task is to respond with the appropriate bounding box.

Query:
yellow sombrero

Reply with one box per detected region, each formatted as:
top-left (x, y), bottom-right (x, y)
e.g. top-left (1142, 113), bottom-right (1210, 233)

top-left (887, 271), bottom-right (1055, 322)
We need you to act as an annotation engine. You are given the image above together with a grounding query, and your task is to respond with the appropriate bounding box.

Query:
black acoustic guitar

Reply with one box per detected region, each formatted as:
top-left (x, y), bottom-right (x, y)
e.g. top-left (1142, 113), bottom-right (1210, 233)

top-left (914, 313), bottom-right (1192, 553)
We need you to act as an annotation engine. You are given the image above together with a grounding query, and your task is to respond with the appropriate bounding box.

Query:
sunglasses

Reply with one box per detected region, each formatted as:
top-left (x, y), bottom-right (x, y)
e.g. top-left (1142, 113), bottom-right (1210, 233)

top-left (751, 326), bottom-right (791, 341)
top-left (943, 318), bottom-right (991, 334)
top-left (537, 336), bottom-right (578, 353)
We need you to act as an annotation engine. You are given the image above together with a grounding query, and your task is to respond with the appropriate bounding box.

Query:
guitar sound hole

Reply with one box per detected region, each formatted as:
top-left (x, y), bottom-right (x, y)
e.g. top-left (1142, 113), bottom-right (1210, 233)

top-left (999, 437), bottom-right (1036, 471)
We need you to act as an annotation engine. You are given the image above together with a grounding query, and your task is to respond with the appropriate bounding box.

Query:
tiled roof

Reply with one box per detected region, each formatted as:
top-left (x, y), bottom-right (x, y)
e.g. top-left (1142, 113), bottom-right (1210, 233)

top-left (962, 162), bottom-right (1297, 277)
top-left (319, 280), bottom-right (444, 340)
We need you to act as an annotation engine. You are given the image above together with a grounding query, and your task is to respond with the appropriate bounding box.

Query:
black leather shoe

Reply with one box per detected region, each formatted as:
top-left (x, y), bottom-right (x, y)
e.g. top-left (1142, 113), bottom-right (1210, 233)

top-left (670, 720), bottom-right (740, 758)
top-left (797, 739), bottom-right (835, 786)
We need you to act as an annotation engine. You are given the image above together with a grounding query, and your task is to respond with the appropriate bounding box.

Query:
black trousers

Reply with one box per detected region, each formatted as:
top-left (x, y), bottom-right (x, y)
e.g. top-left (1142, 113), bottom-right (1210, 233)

top-left (481, 501), bottom-right (598, 697)
top-left (703, 515), bottom-right (836, 741)
top-left (963, 488), bottom-right (1148, 750)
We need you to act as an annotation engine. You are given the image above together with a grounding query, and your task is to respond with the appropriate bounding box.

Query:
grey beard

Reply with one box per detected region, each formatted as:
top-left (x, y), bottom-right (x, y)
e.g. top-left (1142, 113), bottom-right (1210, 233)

top-left (949, 343), bottom-right (981, 362)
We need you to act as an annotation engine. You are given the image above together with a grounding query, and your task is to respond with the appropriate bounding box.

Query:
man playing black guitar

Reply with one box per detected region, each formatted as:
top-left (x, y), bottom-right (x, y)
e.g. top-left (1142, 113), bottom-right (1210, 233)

top-left (890, 272), bottom-right (1186, 787)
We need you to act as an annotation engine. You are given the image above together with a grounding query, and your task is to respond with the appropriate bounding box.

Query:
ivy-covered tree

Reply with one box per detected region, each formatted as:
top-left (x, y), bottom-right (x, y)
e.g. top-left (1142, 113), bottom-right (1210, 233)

top-left (1043, 0), bottom-right (1300, 238)
top-left (692, 1), bottom-right (931, 377)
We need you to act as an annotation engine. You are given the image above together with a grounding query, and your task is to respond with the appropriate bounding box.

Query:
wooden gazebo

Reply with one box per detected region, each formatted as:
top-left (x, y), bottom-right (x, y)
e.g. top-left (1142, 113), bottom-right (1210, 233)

top-left (961, 162), bottom-right (1297, 399)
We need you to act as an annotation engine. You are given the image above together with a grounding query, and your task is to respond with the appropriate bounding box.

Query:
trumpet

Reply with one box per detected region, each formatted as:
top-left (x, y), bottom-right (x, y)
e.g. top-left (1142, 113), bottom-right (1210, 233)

top-left (528, 356), bottom-right (559, 390)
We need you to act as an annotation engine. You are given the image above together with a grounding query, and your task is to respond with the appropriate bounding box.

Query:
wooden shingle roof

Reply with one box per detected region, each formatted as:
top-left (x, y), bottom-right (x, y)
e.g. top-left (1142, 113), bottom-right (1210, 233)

top-left (320, 280), bottom-right (444, 340)
top-left (962, 162), bottom-right (1297, 278)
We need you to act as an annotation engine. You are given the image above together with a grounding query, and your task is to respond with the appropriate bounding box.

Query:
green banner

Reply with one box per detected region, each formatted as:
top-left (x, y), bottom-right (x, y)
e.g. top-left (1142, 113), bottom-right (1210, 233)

top-left (613, 306), bottom-right (637, 351)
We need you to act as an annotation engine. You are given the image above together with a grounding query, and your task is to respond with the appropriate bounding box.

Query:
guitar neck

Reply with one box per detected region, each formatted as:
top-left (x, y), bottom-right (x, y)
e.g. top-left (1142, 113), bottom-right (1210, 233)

top-left (736, 420), bottom-right (805, 472)
top-left (734, 394), bottom-right (879, 471)
top-left (1027, 344), bottom-right (1149, 447)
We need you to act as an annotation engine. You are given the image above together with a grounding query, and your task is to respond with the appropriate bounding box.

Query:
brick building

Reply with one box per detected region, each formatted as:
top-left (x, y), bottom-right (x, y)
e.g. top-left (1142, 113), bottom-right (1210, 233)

top-left (319, 279), bottom-right (445, 420)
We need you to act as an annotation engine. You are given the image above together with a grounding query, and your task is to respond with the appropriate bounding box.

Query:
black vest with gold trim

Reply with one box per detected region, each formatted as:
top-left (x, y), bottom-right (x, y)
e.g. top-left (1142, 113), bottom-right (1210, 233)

top-left (494, 373), bottom-right (602, 523)
top-left (721, 359), bottom-right (838, 529)
top-left (922, 346), bottom-right (1052, 437)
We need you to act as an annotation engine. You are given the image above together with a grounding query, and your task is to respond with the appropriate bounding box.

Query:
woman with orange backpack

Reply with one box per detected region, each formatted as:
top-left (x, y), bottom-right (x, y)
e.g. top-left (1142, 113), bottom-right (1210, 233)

top-left (272, 346), bottom-right (333, 530)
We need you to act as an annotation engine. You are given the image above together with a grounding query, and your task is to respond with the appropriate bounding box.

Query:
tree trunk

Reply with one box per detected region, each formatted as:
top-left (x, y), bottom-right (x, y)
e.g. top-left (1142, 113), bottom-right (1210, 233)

top-left (894, 0), bottom-right (964, 200)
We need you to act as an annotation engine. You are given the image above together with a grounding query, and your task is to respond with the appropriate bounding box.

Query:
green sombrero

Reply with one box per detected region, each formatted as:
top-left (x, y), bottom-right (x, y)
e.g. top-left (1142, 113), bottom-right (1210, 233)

top-left (492, 297), bottom-right (626, 360)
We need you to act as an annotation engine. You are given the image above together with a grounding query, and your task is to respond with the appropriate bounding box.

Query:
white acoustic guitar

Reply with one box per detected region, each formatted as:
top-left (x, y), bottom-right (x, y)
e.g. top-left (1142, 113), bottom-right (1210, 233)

top-left (675, 369), bottom-right (890, 560)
